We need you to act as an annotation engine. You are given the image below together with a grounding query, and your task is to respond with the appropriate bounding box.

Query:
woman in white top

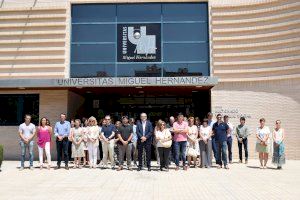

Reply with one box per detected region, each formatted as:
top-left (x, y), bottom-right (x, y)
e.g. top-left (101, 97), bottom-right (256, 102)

top-left (199, 118), bottom-right (213, 168)
top-left (81, 117), bottom-right (89, 167)
top-left (272, 120), bottom-right (285, 169)
top-left (87, 116), bottom-right (100, 169)
top-left (155, 120), bottom-right (172, 171)
top-left (256, 118), bottom-right (271, 169)
top-left (187, 117), bottom-right (199, 168)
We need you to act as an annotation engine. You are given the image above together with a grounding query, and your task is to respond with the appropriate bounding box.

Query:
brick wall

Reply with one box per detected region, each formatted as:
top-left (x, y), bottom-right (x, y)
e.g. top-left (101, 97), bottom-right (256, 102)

top-left (211, 79), bottom-right (300, 160)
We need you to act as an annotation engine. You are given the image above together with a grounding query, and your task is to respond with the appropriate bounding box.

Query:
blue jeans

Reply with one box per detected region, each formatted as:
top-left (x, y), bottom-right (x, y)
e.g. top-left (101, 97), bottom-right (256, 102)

top-left (20, 140), bottom-right (34, 167)
top-left (211, 137), bottom-right (218, 161)
top-left (216, 141), bottom-right (228, 167)
top-left (174, 141), bottom-right (187, 167)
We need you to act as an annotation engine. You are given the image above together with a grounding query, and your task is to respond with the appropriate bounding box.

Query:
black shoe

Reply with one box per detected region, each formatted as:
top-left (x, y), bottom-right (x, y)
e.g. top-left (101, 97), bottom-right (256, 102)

top-left (148, 167), bottom-right (151, 171)
top-left (65, 166), bottom-right (69, 170)
top-left (160, 167), bottom-right (163, 171)
top-left (55, 165), bottom-right (61, 170)
top-left (137, 167), bottom-right (142, 171)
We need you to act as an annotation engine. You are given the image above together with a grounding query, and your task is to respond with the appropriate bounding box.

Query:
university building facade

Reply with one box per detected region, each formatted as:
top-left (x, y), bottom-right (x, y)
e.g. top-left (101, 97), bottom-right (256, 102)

top-left (0, 0), bottom-right (299, 160)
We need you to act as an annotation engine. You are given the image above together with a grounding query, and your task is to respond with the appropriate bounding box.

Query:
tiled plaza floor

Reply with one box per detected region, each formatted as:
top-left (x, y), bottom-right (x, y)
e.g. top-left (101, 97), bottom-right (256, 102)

top-left (0, 160), bottom-right (299, 200)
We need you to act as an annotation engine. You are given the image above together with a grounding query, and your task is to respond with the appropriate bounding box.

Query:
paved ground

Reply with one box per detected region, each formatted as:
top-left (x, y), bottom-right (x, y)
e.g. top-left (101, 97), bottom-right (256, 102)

top-left (0, 160), bottom-right (299, 200)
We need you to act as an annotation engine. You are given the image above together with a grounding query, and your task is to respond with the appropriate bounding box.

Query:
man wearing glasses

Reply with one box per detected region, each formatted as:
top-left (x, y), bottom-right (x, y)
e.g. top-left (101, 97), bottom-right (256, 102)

top-left (100, 115), bottom-right (116, 169)
top-left (212, 114), bottom-right (230, 169)
top-left (136, 113), bottom-right (153, 171)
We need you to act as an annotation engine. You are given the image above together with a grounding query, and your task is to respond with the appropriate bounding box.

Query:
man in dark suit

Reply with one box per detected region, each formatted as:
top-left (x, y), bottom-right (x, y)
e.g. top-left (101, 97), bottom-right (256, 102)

top-left (136, 113), bottom-right (153, 171)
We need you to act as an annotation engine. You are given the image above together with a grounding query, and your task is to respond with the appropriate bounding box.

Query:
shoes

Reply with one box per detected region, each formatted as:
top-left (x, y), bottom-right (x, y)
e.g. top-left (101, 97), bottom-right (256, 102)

top-left (175, 166), bottom-right (179, 171)
top-left (147, 167), bottom-right (151, 171)
top-left (29, 166), bottom-right (34, 170)
top-left (137, 167), bottom-right (142, 171)
top-left (55, 165), bottom-right (61, 170)
top-left (19, 167), bottom-right (24, 171)
top-left (117, 166), bottom-right (123, 171)
top-left (245, 160), bottom-right (248, 164)
top-left (65, 166), bottom-right (69, 170)
top-left (217, 165), bottom-right (222, 169)
top-left (225, 165), bottom-right (229, 170)
top-left (239, 160), bottom-right (242, 163)
top-left (183, 166), bottom-right (187, 171)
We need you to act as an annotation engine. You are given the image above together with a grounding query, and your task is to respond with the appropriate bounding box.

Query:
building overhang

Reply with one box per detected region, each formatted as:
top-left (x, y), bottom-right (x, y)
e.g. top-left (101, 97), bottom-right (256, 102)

top-left (0, 76), bottom-right (218, 89)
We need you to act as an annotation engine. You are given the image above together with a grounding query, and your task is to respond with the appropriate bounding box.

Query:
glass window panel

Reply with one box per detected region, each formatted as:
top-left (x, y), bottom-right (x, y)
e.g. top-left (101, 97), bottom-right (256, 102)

top-left (72, 24), bottom-right (115, 42)
top-left (72, 4), bottom-right (116, 23)
top-left (163, 43), bottom-right (208, 62)
top-left (163, 23), bottom-right (208, 41)
top-left (71, 64), bottom-right (115, 78)
top-left (0, 94), bottom-right (39, 126)
top-left (163, 63), bottom-right (209, 77)
top-left (117, 64), bottom-right (162, 77)
top-left (71, 44), bottom-right (115, 62)
top-left (117, 4), bottom-right (161, 22)
top-left (23, 95), bottom-right (39, 125)
top-left (162, 3), bottom-right (207, 21)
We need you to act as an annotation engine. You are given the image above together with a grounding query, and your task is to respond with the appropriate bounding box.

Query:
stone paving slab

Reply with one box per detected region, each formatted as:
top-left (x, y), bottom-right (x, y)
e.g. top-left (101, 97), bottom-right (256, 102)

top-left (0, 160), bottom-right (299, 200)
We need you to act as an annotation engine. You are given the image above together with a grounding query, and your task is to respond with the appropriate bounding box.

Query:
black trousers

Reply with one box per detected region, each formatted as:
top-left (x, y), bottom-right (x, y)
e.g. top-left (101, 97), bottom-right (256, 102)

top-left (158, 147), bottom-right (171, 169)
top-left (98, 141), bottom-right (103, 161)
top-left (138, 140), bottom-right (151, 168)
top-left (238, 138), bottom-right (248, 161)
top-left (56, 138), bottom-right (69, 166)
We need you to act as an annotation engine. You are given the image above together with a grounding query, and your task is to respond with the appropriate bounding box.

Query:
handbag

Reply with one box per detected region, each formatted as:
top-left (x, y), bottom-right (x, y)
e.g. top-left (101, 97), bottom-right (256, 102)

top-left (187, 147), bottom-right (197, 157)
top-left (161, 130), bottom-right (172, 148)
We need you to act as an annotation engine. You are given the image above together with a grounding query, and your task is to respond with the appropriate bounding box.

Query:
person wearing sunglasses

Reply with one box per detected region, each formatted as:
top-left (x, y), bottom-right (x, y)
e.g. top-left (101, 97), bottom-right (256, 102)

top-left (136, 113), bottom-right (153, 171)
top-left (155, 121), bottom-right (172, 171)
top-left (100, 115), bottom-right (116, 169)
top-left (87, 116), bottom-right (100, 169)
top-left (212, 114), bottom-right (230, 169)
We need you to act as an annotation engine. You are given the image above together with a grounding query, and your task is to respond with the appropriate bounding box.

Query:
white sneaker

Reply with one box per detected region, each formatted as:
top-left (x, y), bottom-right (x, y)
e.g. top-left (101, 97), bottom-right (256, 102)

top-left (19, 167), bottom-right (24, 171)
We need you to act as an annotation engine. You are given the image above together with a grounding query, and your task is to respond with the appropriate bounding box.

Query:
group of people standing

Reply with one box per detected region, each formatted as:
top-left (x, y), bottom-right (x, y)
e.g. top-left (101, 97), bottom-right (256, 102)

top-left (18, 112), bottom-right (286, 171)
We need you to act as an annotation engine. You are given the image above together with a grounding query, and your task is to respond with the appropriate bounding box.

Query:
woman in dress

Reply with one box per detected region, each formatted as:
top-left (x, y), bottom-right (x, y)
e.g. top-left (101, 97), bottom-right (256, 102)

top-left (256, 118), bottom-right (271, 169)
top-left (199, 118), bottom-right (213, 168)
top-left (70, 119), bottom-right (85, 169)
top-left (272, 120), bottom-right (285, 169)
top-left (87, 116), bottom-right (100, 169)
top-left (81, 117), bottom-right (89, 166)
top-left (187, 117), bottom-right (199, 168)
top-left (37, 117), bottom-right (52, 170)
top-left (155, 120), bottom-right (172, 171)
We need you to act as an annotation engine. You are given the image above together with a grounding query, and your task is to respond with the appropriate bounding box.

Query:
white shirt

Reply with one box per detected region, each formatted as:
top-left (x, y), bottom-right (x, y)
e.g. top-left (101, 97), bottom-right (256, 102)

top-left (208, 120), bottom-right (215, 128)
top-left (200, 125), bottom-right (212, 140)
top-left (19, 123), bottom-right (36, 139)
top-left (256, 126), bottom-right (271, 144)
top-left (142, 121), bottom-right (146, 136)
top-left (155, 129), bottom-right (172, 148)
top-left (227, 122), bottom-right (234, 138)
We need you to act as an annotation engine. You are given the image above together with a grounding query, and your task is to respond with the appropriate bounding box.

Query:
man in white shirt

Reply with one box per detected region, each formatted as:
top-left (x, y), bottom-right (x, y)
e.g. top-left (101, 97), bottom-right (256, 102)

top-left (18, 114), bottom-right (36, 170)
top-left (207, 112), bottom-right (217, 162)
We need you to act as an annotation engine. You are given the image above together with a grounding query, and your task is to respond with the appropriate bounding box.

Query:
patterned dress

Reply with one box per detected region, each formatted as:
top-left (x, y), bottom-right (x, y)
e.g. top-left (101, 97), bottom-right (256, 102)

top-left (71, 127), bottom-right (85, 158)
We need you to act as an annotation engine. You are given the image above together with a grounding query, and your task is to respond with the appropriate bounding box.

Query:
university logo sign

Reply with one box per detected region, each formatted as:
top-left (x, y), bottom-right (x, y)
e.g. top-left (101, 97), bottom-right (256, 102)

top-left (117, 23), bottom-right (161, 62)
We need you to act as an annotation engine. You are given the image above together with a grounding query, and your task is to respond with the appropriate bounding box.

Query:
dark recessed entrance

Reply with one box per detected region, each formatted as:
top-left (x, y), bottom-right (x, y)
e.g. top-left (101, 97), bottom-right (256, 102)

top-left (71, 86), bottom-right (211, 122)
